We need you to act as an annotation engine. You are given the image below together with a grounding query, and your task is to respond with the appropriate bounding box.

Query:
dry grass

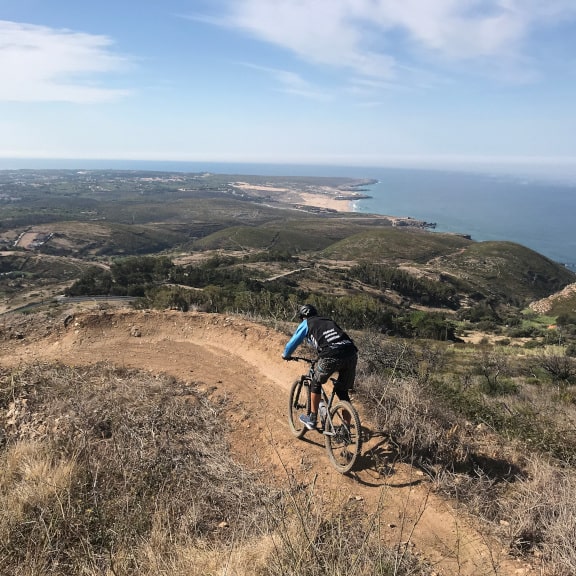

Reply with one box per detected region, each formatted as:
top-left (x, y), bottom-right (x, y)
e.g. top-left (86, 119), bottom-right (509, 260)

top-left (0, 441), bottom-right (76, 535)
top-left (254, 479), bottom-right (430, 576)
top-left (500, 458), bottom-right (576, 573)
top-left (0, 362), bottom-right (275, 574)
top-left (0, 361), bottom-right (431, 576)
top-left (355, 331), bottom-right (576, 575)
top-left (436, 457), bottom-right (576, 575)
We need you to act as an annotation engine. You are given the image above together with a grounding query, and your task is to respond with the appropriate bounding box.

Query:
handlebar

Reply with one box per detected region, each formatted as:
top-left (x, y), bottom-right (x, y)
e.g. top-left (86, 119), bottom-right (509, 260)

top-left (285, 355), bottom-right (315, 364)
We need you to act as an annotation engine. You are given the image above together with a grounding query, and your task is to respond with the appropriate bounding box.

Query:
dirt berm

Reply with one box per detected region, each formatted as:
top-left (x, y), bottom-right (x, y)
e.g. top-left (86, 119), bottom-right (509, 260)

top-left (1, 309), bottom-right (535, 576)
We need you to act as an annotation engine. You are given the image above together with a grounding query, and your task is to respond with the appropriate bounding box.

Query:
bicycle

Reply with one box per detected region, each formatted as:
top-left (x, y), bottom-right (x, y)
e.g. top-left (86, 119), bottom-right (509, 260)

top-left (287, 356), bottom-right (362, 473)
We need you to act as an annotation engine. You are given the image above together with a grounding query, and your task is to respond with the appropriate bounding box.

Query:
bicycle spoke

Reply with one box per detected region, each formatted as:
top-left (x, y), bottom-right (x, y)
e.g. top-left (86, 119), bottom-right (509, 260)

top-left (325, 400), bottom-right (362, 473)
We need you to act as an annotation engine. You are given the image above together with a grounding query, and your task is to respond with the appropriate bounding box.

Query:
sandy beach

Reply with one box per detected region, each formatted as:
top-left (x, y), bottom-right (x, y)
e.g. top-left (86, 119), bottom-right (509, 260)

top-left (231, 181), bottom-right (357, 213)
top-left (296, 192), bottom-right (354, 212)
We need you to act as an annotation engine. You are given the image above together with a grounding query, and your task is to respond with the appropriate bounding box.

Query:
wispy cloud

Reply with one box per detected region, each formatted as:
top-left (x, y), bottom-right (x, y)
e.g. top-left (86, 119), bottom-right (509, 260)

top-left (219, 0), bottom-right (397, 79)
top-left (0, 20), bottom-right (131, 103)
top-left (212, 0), bottom-right (576, 81)
top-left (242, 63), bottom-right (332, 100)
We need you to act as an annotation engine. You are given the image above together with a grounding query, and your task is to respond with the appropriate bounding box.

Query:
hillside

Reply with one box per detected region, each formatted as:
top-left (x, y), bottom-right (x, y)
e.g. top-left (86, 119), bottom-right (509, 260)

top-left (2, 169), bottom-right (576, 575)
top-left (0, 307), bottom-right (537, 576)
top-left (2, 170), bottom-right (574, 319)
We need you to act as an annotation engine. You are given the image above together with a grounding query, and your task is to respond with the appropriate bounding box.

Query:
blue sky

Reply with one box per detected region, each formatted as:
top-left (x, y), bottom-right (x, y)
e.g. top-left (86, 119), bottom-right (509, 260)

top-left (1, 0), bottom-right (576, 171)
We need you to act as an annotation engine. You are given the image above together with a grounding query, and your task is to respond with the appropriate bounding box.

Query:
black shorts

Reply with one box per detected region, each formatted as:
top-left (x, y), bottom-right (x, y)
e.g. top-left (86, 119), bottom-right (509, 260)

top-left (312, 353), bottom-right (357, 401)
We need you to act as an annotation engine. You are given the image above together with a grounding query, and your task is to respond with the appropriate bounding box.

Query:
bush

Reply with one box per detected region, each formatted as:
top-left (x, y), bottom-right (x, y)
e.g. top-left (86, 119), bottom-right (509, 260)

top-left (557, 313), bottom-right (576, 327)
top-left (508, 325), bottom-right (540, 338)
top-left (357, 373), bottom-right (472, 467)
top-left (408, 311), bottom-right (457, 341)
top-left (533, 353), bottom-right (576, 385)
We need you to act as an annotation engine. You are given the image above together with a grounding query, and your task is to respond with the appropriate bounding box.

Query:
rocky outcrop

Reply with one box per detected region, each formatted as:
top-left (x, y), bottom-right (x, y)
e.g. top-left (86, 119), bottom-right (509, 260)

top-left (529, 282), bottom-right (576, 314)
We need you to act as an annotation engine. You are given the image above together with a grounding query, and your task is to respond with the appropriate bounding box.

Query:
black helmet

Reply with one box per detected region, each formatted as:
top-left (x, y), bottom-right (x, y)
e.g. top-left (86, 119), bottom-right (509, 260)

top-left (298, 304), bottom-right (318, 319)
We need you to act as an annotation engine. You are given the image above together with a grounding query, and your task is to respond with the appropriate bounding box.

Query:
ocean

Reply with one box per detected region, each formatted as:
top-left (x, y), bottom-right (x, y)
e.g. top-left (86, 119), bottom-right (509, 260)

top-left (354, 168), bottom-right (576, 269)
top-left (1, 158), bottom-right (575, 269)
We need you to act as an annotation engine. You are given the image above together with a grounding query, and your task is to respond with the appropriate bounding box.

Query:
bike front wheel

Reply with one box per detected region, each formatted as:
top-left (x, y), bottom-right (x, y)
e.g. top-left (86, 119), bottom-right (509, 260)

top-left (288, 378), bottom-right (310, 438)
top-left (325, 400), bottom-right (362, 473)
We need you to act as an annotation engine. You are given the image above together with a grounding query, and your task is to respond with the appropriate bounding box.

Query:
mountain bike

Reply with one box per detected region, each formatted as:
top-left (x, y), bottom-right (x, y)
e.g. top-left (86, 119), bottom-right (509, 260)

top-left (287, 356), bottom-right (362, 473)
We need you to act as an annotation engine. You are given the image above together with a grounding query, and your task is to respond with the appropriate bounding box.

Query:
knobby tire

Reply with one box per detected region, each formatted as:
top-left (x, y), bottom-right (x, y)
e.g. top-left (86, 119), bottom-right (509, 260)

top-left (288, 378), bottom-right (310, 438)
top-left (325, 400), bottom-right (362, 473)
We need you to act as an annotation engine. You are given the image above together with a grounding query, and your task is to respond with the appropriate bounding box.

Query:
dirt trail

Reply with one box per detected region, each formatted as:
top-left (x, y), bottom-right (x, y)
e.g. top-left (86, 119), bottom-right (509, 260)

top-left (1, 309), bottom-right (533, 576)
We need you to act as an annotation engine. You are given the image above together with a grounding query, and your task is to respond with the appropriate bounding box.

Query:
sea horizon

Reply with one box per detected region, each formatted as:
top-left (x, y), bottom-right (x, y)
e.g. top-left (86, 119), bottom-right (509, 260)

top-left (1, 157), bottom-right (575, 270)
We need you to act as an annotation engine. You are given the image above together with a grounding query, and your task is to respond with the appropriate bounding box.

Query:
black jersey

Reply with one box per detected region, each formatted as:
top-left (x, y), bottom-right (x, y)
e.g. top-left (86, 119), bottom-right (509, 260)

top-left (305, 316), bottom-right (357, 358)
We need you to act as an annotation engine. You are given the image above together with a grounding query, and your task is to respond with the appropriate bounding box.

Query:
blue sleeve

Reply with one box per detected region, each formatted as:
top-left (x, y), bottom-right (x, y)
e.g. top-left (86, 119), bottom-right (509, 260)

top-left (282, 320), bottom-right (309, 358)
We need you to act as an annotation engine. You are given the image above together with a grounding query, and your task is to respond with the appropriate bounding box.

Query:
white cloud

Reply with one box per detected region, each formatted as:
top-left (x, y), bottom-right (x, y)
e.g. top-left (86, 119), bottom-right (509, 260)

top-left (215, 0), bottom-right (576, 78)
top-left (354, 0), bottom-right (527, 58)
top-left (242, 63), bottom-right (332, 100)
top-left (221, 0), bottom-right (397, 79)
top-left (0, 20), bottom-right (131, 102)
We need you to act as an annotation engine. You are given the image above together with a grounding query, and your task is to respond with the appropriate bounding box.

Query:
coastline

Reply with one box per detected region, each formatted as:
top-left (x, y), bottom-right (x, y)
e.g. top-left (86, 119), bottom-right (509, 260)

top-left (230, 181), bottom-right (366, 213)
top-left (2, 164), bottom-right (573, 266)
top-left (230, 181), bottom-right (439, 229)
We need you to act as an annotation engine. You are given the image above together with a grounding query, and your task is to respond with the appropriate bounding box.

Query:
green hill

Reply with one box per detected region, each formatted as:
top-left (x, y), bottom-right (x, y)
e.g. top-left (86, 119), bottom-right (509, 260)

top-left (433, 241), bottom-right (575, 304)
top-left (191, 218), bottom-right (391, 253)
top-left (321, 228), bottom-right (472, 262)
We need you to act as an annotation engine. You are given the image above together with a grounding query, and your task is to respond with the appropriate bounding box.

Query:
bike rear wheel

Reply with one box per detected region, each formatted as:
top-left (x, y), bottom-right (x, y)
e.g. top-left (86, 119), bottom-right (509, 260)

top-left (288, 378), bottom-right (310, 438)
top-left (325, 400), bottom-right (362, 473)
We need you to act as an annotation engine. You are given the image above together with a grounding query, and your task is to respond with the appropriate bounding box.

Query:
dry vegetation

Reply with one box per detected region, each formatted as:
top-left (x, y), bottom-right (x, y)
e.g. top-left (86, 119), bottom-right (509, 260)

top-left (0, 363), bottom-right (272, 574)
top-left (1, 360), bottom-right (432, 576)
top-left (354, 332), bottom-right (576, 575)
top-left (2, 315), bottom-right (576, 574)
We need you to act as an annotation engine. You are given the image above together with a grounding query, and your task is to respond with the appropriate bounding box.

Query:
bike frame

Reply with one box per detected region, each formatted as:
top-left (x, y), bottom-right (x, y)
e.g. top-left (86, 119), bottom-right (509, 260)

top-left (292, 356), bottom-right (339, 436)
top-left (288, 355), bottom-right (362, 473)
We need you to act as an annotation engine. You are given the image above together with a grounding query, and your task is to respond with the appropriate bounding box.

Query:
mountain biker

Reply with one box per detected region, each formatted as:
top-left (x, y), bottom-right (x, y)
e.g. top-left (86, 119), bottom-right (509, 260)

top-left (282, 304), bottom-right (358, 430)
